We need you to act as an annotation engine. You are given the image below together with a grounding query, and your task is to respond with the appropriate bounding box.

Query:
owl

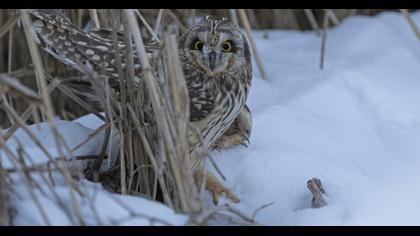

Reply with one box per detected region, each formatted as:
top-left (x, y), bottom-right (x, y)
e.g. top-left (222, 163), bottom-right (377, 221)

top-left (178, 17), bottom-right (253, 203)
top-left (29, 10), bottom-right (253, 204)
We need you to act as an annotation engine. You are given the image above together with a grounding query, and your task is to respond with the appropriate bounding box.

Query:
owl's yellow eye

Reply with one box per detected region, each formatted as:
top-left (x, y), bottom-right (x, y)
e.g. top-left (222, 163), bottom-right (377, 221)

top-left (222, 41), bottom-right (232, 52)
top-left (193, 40), bottom-right (204, 50)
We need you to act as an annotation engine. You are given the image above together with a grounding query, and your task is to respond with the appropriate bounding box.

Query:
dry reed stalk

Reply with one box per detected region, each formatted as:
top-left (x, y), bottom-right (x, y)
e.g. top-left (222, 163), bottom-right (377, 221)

top-left (237, 9), bottom-right (269, 80)
top-left (126, 103), bottom-right (174, 208)
top-left (245, 9), bottom-right (260, 29)
top-left (304, 9), bottom-right (321, 35)
top-left (124, 10), bottom-right (163, 199)
top-left (166, 10), bottom-right (188, 32)
top-left (0, 14), bottom-right (93, 226)
top-left (89, 9), bottom-right (100, 29)
top-left (2, 104), bottom-right (35, 141)
top-left (70, 123), bottom-right (109, 153)
top-left (1, 134), bottom-right (89, 225)
top-left (188, 202), bottom-right (264, 226)
top-left (287, 10), bottom-right (301, 30)
top-left (20, 14), bottom-right (85, 216)
top-left (125, 9), bottom-right (201, 213)
top-left (18, 12), bottom-right (89, 223)
top-left (125, 9), bottom-right (203, 214)
top-left (120, 11), bottom-right (141, 196)
top-left (98, 10), bottom-right (110, 28)
top-left (0, 11), bottom-right (4, 73)
top-left (21, 10), bottom-right (62, 143)
top-left (400, 9), bottom-right (420, 40)
top-left (229, 9), bottom-right (239, 26)
top-left (0, 74), bottom-right (41, 102)
top-left (0, 101), bottom-right (83, 197)
top-left (118, 106), bottom-right (127, 194)
top-left (0, 94), bottom-right (15, 127)
top-left (0, 165), bottom-right (10, 225)
top-left (135, 10), bottom-right (160, 42)
top-left (154, 9), bottom-right (165, 35)
top-left (7, 26), bottom-right (13, 73)
top-left (77, 9), bottom-right (83, 28)
top-left (108, 9), bottom-right (128, 194)
top-left (325, 9), bottom-right (340, 26)
top-left (320, 10), bottom-right (329, 70)
top-left (164, 28), bottom-right (202, 213)
top-left (0, 11), bottom-right (19, 40)
top-left (191, 9), bottom-right (196, 21)
top-left (47, 77), bottom-right (105, 121)
top-left (0, 137), bottom-right (52, 225)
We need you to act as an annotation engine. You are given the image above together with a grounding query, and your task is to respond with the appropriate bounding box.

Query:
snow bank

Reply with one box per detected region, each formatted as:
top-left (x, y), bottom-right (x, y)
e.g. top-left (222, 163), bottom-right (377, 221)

top-left (205, 11), bottom-right (420, 225)
top-left (1, 115), bottom-right (187, 225)
top-left (11, 178), bottom-right (188, 226)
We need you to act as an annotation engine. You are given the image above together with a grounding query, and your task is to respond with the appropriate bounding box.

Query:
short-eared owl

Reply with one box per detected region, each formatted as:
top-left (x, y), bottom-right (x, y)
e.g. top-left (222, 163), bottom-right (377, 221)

top-left (29, 10), bottom-right (253, 204)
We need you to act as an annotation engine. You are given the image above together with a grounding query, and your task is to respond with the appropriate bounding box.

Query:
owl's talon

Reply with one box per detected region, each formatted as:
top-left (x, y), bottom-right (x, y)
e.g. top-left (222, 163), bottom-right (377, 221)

top-left (225, 190), bottom-right (240, 203)
top-left (210, 184), bottom-right (240, 205)
top-left (212, 105), bottom-right (252, 150)
top-left (243, 135), bottom-right (250, 145)
top-left (195, 169), bottom-right (241, 205)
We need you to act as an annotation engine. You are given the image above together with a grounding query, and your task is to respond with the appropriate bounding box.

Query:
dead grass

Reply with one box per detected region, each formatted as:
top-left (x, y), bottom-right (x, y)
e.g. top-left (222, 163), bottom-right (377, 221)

top-left (0, 8), bottom-right (415, 226)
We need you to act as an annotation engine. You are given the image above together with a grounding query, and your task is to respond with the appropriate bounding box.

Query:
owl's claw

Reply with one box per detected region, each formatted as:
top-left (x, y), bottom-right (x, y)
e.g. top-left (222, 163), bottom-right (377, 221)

top-left (206, 176), bottom-right (240, 205)
top-left (195, 169), bottom-right (240, 205)
top-left (241, 135), bottom-right (250, 145)
top-left (211, 187), bottom-right (240, 205)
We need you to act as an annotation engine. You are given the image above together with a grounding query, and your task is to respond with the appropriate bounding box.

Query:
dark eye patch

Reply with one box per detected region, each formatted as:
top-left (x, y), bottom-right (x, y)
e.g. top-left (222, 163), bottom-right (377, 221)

top-left (191, 38), bottom-right (203, 50)
top-left (223, 40), bottom-right (236, 52)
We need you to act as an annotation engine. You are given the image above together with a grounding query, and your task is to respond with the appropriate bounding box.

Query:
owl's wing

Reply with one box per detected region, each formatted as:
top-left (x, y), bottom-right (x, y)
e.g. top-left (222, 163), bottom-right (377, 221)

top-left (29, 9), bottom-right (159, 80)
top-left (186, 74), bottom-right (216, 121)
top-left (89, 28), bottom-right (160, 53)
top-left (30, 10), bottom-right (115, 72)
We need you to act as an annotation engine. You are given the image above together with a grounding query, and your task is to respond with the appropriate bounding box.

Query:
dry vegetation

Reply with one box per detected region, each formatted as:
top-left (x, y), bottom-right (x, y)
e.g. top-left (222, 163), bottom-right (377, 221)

top-left (0, 9), bottom-right (417, 226)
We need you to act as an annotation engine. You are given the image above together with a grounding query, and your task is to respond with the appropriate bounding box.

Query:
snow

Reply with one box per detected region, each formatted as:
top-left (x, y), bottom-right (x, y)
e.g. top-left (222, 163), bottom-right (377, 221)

top-left (0, 121), bottom-right (103, 168)
top-left (2, 10), bottom-right (420, 225)
top-left (11, 178), bottom-right (188, 226)
top-left (0, 116), bottom-right (187, 225)
top-left (203, 11), bottom-right (420, 225)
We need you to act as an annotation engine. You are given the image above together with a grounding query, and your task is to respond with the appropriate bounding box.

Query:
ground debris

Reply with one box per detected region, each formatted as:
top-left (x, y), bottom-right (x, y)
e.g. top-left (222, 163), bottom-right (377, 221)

top-left (307, 177), bottom-right (327, 208)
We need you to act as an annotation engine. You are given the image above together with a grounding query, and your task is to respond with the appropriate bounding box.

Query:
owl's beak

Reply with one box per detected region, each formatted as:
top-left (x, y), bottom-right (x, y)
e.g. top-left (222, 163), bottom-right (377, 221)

top-left (209, 51), bottom-right (216, 71)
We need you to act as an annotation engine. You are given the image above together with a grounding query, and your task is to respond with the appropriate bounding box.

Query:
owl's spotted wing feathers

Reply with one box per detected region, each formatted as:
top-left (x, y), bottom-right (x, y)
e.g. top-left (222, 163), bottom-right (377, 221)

top-left (29, 9), bottom-right (159, 81)
top-left (30, 10), bottom-right (111, 69)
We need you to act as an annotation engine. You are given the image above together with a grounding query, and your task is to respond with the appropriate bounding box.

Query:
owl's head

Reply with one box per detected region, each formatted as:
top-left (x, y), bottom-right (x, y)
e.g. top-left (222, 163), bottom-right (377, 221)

top-left (179, 16), bottom-right (251, 78)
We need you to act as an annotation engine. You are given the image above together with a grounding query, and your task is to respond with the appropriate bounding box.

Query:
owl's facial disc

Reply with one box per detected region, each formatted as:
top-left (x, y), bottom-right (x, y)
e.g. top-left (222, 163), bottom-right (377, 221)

top-left (180, 17), bottom-right (251, 77)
